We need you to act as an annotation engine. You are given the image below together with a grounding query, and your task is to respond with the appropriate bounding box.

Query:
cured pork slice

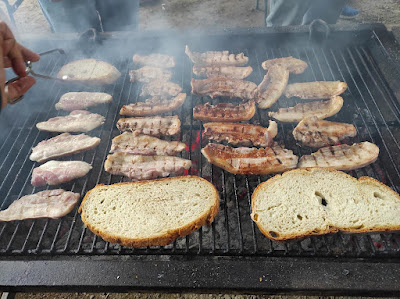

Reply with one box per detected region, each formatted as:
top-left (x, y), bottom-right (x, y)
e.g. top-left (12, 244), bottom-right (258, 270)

top-left (116, 115), bottom-right (181, 137)
top-left (293, 117), bottom-right (357, 148)
top-left (140, 80), bottom-right (182, 97)
top-left (193, 65), bottom-right (253, 79)
top-left (261, 56), bottom-right (308, 74)
top-left (133, 54), bottom-right (175, 68)
top-left (193, 100), bottom-right (255, 122)
top-left (110, 133), bottom-right (186, 156)
top-left (55, 92), bottom-right (112, 111)
top-left (256, 65), bottom-right (289, 109)
top-left (31, 161), bottom-right (92, 186)
top-left (191, 77), bottom-right (257, 100)
top-left (104, 153), bottom-right (192, 180)
top-left (268, 96), bottom-right (343, 123)
top-left (185, 45), bottom-right (248, 66)
top-left (120, 93), bottom-right (186, 116)
top-left (0, 189), bottom-right (80, 222)
top-left (284, 81), bottom-right (347, 100)
top-left (202, 121), bottom-right (278, 147)
top-left (30, 133), bottom-right (101, 163)
top-left (36, 110), bottom-right (105, 132)
top-left (201, 143), bottom-right (298, 175)
top-left (297, 142), bottom-right (379, 171)
top-left (129, 66), bottom-right (172, 83)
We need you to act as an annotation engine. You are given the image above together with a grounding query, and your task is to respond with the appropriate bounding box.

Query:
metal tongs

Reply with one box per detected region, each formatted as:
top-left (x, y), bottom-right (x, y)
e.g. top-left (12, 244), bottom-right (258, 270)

top-left (5, 48), bottom-right (66, 105)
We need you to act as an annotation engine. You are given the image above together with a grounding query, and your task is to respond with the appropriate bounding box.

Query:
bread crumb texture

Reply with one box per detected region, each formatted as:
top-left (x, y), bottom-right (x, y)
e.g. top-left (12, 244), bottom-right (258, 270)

top-left (79, 176), bottom-right (219, 247)
top-left (251, 168), bottom-right (400, 240)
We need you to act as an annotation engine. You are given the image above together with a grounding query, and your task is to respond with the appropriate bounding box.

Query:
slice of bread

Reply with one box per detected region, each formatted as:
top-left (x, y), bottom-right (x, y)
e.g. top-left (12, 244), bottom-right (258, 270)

top-left (57, 59), bottom-right (121, 85)
top-left (79, 176), bottom-right (219, 247)
top-left (251, 168), bottom-right (400, 241)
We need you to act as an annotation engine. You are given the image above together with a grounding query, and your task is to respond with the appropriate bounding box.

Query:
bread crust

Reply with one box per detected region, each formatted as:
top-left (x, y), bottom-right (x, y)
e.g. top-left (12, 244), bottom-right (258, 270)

top-left (251, 168), bottom-right (400, 241)
top-left (79, 176), bottom-right (219, 247)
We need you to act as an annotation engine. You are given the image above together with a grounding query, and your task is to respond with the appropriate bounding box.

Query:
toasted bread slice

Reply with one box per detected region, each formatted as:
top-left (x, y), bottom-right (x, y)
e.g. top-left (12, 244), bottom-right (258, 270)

top-left (251, 168), bottom-right (400, 241)
top-left (79, 176), bottom-right (219, 247)
top-left (57, 59), bottom-right (121, 85)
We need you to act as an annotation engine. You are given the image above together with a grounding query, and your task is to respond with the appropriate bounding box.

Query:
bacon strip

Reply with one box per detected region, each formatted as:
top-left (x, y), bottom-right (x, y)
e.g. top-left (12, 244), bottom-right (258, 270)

top-left (193, 65), bottom-right (253, 79)
top-left (120, 93), bottom-right (186, 116)
top-left (297, 142), bottom-right (379, 171)
top-left (116, 115), bottom-right (181, 137)
top-left (256, 65), bottom-right (289, 109)
top-left (202, 121), bottom-right (278, 147)
top-left (193, 100), bottom-right (255, 122)
top-left (261, 56), bottom-right (308, 74)
top-left (185, 45), bottom-right (248, 66)
top-left (129, 66), bottom-right (172, 83)
top-left (140, 80), bottom-right (182, 97)
top-left (104, 153), bottom-right (192, 180)
top-left (133, 54), bottom-right (175, 68)
top-left (110, 133), bottom-right (186, 156)
top-left (201, 143), bottom-right (298, 175)
top-left (285, 81), bottom-right (347, 99)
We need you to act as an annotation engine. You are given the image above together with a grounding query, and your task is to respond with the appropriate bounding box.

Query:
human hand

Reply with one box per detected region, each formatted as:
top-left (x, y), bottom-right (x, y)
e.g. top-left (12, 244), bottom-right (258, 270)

top-left (0, 21), bottom-right (40, 109)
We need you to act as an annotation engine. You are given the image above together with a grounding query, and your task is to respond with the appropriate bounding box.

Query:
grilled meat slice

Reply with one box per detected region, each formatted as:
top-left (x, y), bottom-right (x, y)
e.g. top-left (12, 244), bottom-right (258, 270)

top-left (36, 110), bottom-right (105, 132)
top-left (256, 65), bottom-right (289, 109)
top-left (261, 56), bottom-right (308, 74)
top-left (55, 92), bottom-right (112, 111)
top-left (185, 45), bottom-right (248, 66)
top-left (133, 54), bottom-right (175, 68)
top-left (191, 77), bottom-right (257, 100)
top-left (31, 161), bottom-right (92, 187)
top-left (193, 100), bottom-right (256, 122)
top-left (293, 117), bottom-right (357, 148)
top-left (298, 142), bottom-right (379, 171)
top-left (0, 189), bottom-right (80, 222)
top-left (116, 115), bottom-right (181, 136)
top-left (268, 96), bottom-right (343, 123)
top-left (120, 93), bottom-right (186, 117)
top-left (140, 80), bottom-right (182, 97)
top-left (30, 133), bottom-right (101, 163)
top-left (192, 65), bottom-right (253, 79)
top-left (129, 66), bottom-right (172, 83)
top-left (201, 143), bottom-right (298, 175)
top-left (285, 81), bottom-right (347, 99)
top-left (110, 132), bottom-right (186, 156)
top-left (104, 153), bottom-right (192, 180)
top-left (203, 121), bottom-right (278, 147)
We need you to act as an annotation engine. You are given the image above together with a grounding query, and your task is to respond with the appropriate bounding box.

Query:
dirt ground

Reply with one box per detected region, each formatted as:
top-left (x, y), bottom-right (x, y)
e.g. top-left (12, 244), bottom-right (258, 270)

top-left (1, 0), bottom-right (400, 298)
top-left (1, 0), bottom-right (400, 34)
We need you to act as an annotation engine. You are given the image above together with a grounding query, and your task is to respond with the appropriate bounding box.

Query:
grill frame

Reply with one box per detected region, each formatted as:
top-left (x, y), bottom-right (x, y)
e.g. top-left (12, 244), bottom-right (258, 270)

top-left (1, 23), bottom-right (400, 294)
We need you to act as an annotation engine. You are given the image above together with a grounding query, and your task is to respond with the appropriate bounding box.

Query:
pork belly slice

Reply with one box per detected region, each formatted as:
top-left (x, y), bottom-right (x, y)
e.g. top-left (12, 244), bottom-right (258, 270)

top-left (284, 81), bottom-right (347, 100)
top-left (261, 56), bottom-right (308, 74)
top-left (140, 80), bottom-right (182, 97)
top-left (192, 65), bottom-right (253, 79)
top-left (202, 121), bottom-right (278, 147)
top-left (55, 92), bottom-right (112, 111)
top-left (104, 153), bottom-right (192, 180)
top-left (133, 54), bottom-right (175, 68)
top-left (30, 133), bottom-right (101, 163)
top-left (191, 77), bottom-right (257, 101)
top-left (298, 142), bottom-right (379, 171)
top-left (0, 189), bottom-right (80, 222)
top-left (129, 66), bottom-right (172, 83)
top-left (293, 117), bottom-right (357, 148)
top-left (201, 143), bottom-right (298, 175)
top-left (116, 115), bottom-right (181, 137)
top-left (193, 100), bottom-right (255, 122)
top-left (268, 96), bottom-right (343, 123)
top-left (36, 110), bottom-right (105, 133)
top-left (31, 161), bottom-right (93, 187)
top-left (185, 45), bottom-right (248, 66)
top-left (120, 93), bottom-right (186, 117)
top-left (256, 65), bottom-right (289, 109)
top-left (110, 132), bottom-right (186, 156)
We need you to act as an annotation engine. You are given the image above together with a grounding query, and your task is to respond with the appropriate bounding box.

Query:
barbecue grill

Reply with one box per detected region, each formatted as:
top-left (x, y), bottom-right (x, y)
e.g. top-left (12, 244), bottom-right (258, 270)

top-left (1, 23), bottom-right (400, 295)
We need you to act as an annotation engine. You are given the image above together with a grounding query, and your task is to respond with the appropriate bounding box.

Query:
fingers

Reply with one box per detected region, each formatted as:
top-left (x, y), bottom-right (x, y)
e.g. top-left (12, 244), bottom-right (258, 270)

top-left (5, 76), bottom-right (36, 104)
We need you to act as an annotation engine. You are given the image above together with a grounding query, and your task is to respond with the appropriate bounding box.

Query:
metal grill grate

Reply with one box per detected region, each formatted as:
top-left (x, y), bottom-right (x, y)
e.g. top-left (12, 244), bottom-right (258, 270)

top-left (0, 29), bottom-right (400, 259)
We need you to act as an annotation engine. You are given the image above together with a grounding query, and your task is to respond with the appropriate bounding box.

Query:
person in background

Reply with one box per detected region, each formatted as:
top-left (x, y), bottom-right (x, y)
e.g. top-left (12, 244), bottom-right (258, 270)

top-left (37, 0), bottom-right (139, 33)
top-left (0, 22), bottom-right (40, 110)
top-left (267, 0), bottom-right (348, 27)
